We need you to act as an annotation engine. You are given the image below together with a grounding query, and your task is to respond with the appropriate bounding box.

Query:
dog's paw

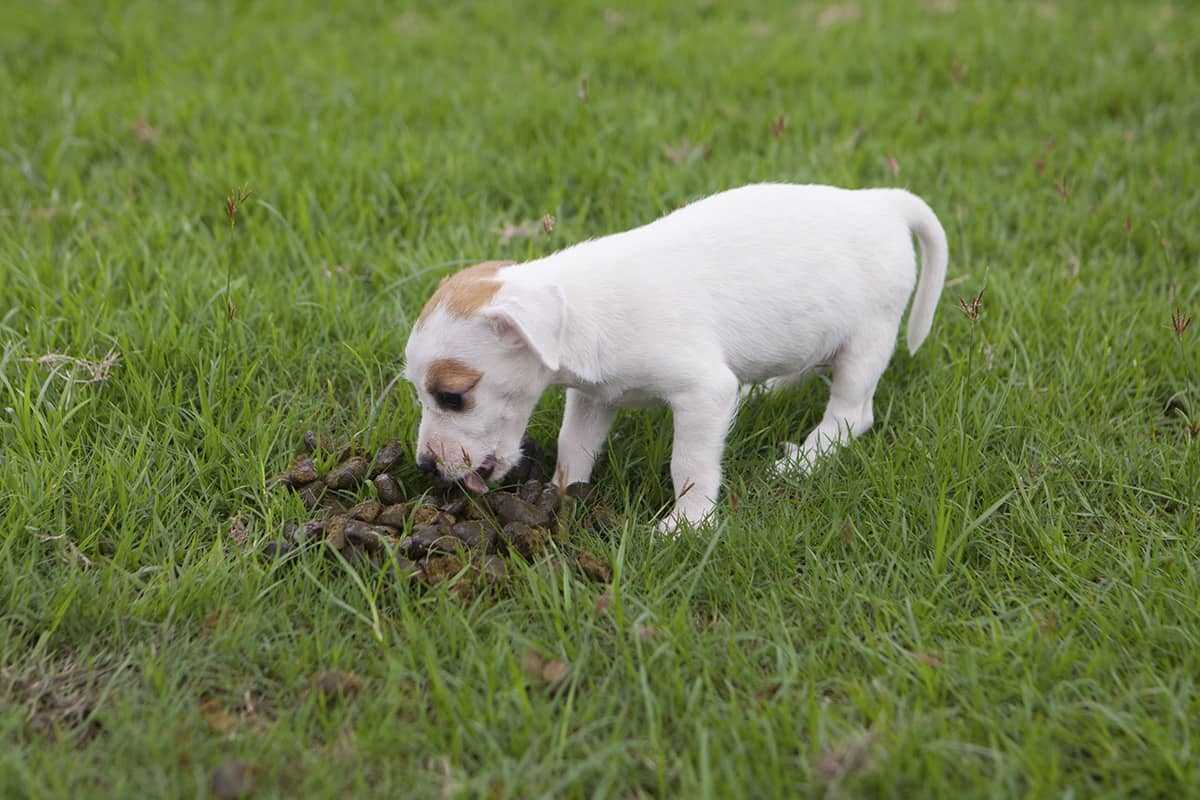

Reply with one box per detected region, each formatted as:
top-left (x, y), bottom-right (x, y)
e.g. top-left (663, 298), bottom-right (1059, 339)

top-left (656, 503), bottom-right (716, 537)
top-left (772, 443), bottom-right (813, 477)
top-left (655, 516), bottom-right (685, 538)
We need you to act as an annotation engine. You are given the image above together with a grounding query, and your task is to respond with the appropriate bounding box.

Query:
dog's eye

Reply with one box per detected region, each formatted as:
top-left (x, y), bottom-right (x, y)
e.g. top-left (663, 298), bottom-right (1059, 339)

top-left (433, 390), bottom-right (465, 412)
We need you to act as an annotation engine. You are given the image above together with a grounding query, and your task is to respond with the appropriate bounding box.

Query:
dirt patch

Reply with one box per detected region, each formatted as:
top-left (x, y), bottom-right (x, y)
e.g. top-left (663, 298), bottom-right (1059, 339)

top-left (0, 653), bottom-right (127, 744)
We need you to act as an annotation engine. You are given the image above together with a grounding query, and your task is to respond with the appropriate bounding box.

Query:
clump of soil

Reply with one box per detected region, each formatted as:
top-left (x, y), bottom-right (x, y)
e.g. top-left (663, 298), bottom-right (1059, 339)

top-left (265, 432), bottom-right (615, 598)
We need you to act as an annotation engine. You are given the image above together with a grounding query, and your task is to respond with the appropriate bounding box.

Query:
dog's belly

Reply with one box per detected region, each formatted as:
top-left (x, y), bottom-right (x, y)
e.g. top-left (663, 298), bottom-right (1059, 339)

top-left (737, 358), bottom-right (833, 386)
top-left (578, 385), bottom-right (660, 409)
top-left (722, 318), bottom-right (845, 385)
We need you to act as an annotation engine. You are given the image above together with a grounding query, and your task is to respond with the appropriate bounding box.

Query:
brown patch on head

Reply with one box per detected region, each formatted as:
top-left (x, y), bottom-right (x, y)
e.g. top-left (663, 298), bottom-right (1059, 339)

top-left (417, 261), bottom-right (515, 326)
top-left (425, 358), bottom-right (482, 394)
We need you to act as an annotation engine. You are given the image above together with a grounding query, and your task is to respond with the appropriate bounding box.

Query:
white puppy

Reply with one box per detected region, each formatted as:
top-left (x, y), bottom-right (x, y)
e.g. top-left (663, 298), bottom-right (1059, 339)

top-left (404, 183), bottom-right (947, 532)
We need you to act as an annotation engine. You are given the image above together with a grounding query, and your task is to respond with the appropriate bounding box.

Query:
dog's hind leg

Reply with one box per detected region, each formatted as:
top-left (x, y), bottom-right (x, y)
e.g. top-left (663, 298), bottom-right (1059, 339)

top-left (554, 389), bottom-right (617, 487)
top-left (774, 325), bottom-right (896, 476)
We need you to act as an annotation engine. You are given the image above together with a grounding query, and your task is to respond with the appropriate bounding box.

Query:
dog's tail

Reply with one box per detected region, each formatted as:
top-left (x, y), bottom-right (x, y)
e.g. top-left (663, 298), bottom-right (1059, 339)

top-left (891, 190), bottom-right (948, 354)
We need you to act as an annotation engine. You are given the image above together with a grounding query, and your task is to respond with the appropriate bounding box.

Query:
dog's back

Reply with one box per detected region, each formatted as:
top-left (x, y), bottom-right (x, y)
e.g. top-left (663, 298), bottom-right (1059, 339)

top-left (518, 183), bottom-right (947, 384)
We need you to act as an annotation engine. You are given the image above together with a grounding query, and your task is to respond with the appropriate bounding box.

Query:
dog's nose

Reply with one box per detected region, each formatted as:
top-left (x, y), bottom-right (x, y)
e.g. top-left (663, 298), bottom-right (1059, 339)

top-left (417, 453), bottom-right (438, 475)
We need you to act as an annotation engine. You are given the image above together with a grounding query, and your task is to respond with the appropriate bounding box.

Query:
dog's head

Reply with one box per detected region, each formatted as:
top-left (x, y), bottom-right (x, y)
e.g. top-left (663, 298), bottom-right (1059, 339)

top-left (404, 260), bottom-right (565, 491)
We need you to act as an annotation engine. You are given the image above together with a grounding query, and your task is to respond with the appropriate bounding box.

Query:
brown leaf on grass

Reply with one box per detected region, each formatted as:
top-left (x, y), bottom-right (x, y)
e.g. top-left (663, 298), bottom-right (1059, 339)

top-left (522, 650), bottom-right (570, 691)
top-left (817, 2), bottom-right (862, 28)
top-left (603, 8), bottom-right (625, 29)
top-left (200, 698), bottom-right (238, 735)
top-left (29, 350), bottom-right (121, 384)
top-left (227, 515), bottom-right (249, 547)
top-left (663, 139), bottom-right (710, 165)
top-left (576, 550), bottom-right (612, 583)
top-left (541, 660), bottom-right (569, 685)
top-left (755, 682), bottom-right (783, 702)
top-left (841, 519), bottom-right (856, 545)
top-left (910, 651), bottom-right (943, 668)
top-left (816, 731), bottom-right (877, 782)
top-left (200, 608), bottom-right (232, 637)
top-left (310, 670), bottom-right (362, 702)
top-left (577, 77), bottom-right (589, 104)
top-left (885, 155), bottom-right (900, 176)
top-left (131, 117), bottom-right (160, 144)
top-left (321, 263), bottom-right (352, 279)
top-left (541, 213), bottom-right (556, 234)
top-left (520, 649), bottom-right (545, 678)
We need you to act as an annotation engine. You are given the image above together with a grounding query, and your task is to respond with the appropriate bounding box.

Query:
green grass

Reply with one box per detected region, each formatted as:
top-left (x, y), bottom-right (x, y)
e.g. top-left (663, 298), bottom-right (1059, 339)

top-left (2, 0), bottom-right (1198, 796)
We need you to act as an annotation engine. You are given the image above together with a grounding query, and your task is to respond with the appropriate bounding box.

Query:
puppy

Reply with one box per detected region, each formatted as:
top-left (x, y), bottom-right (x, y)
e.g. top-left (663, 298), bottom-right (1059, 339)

top-left (404, 183), bottom-right (948, 532)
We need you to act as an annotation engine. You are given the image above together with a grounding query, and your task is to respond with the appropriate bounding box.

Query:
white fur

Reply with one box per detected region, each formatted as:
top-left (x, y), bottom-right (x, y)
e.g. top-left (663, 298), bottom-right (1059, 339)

top-left (405, 183), bottom-right (948, 532)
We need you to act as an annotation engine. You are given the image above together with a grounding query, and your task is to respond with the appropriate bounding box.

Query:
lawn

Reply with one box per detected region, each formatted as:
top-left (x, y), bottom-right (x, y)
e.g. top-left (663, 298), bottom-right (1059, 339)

top-left (1, 0), bottom-right (1198, 796)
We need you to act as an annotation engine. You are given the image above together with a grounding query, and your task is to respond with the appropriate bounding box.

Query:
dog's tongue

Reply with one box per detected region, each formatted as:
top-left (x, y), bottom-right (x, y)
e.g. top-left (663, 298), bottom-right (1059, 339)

top-left (462, 470), bottom-right (489, 494)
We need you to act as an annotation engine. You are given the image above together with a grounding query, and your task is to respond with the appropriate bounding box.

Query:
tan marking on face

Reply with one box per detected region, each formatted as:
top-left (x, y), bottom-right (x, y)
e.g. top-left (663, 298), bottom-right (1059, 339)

top-left (425, 358), bottom-right (482, 394)
top-left (417, 260), bottom-right (516, 325)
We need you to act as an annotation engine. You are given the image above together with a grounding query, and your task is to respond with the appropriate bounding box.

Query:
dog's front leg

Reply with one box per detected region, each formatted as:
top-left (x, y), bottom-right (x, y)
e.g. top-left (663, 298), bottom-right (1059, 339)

top-left (554, 388), bottom-right (617, 487)
top-left (658, 370), bottom-right (739, 534)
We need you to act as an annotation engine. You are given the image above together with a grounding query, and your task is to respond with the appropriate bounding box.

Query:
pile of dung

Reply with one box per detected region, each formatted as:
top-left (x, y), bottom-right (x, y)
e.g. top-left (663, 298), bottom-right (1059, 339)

top-left (263, 433), bottom-right (615, 596)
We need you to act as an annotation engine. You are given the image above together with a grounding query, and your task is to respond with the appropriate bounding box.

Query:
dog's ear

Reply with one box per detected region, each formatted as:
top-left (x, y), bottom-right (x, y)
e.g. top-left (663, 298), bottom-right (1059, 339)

top-left (483, 283), bottom-right (566, 372)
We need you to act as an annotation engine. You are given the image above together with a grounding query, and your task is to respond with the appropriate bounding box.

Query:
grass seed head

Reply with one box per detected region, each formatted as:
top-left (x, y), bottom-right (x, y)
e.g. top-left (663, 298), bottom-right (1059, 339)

top-left (225, 186), bottom-right (252, 227)
top-left (770, 114), bottom-right (786, 140)
top-left (958, 288), bottom-right (984, 322)
top-left (1171, 308), bottom-right (1192, 338)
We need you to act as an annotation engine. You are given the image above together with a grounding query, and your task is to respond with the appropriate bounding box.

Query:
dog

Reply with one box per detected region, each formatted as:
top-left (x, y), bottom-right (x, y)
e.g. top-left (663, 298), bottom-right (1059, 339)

top-left (403, 183), bottom-right (948, 532)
